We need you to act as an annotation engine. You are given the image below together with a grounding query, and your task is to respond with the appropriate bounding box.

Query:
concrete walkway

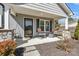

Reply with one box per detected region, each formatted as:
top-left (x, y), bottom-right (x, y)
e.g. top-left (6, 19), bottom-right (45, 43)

top-left (15, 39), bottom-right (79, 56)
top-left (15, 36), bottom-right (65, 56)
top-left (23, 46), bottom-right (40, 56)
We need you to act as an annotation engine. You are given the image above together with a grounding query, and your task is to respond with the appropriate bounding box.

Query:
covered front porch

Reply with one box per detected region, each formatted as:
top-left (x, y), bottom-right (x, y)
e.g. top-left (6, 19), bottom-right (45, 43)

top-left (10, 4), bottom-right (69, 37)
top-left (9, 4), bottom-right (69, 46)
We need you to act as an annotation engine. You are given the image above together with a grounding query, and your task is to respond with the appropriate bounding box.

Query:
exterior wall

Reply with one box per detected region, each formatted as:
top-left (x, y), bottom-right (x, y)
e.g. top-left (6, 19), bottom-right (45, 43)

top-left (9, 14), bottom-right (38, 39)
top-left (9, 13), bottom-right (55, 39)
top-left (9, 14), bottom-right (24, 38)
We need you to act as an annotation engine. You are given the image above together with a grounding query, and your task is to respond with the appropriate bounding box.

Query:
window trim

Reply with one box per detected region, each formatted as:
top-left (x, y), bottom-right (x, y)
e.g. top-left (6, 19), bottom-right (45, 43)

top-left (0, 3), bottom-right (4, 29)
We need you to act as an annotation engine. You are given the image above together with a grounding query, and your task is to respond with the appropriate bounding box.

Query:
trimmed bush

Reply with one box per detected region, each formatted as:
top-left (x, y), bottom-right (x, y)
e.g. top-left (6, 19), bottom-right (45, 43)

top-left (74, 20), bottom-right (79, 40)
top-left (0, 39), bottom-right (16, 56)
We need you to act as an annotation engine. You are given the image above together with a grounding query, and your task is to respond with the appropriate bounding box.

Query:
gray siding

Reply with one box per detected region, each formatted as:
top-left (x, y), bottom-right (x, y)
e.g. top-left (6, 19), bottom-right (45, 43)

top-left (9, 14), bottom-right (24, 38)
top-left (9, 14), bottom-right (38, 39)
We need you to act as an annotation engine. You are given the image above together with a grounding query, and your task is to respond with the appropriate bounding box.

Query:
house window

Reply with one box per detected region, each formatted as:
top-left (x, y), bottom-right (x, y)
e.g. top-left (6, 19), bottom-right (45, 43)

top-left (0, 3), bottom-right (4, 29)
top-left (39, 19), bottom-right (50, 32)
top-left (39, 20), bottom-right (44, 31)
top-left (45, 21), bottom-right (50, 31)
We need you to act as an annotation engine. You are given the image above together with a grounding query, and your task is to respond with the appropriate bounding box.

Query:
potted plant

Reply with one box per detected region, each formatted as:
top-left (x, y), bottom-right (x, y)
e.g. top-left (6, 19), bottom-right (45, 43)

top-left (37, 28), bottom-right (42, 32)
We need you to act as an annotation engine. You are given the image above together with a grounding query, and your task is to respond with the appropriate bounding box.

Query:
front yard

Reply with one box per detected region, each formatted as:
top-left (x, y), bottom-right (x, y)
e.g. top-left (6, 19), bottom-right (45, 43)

top-left (15, 39), bottom-right (79, 56)
top-left (34, 39), bottom-right (79, 56)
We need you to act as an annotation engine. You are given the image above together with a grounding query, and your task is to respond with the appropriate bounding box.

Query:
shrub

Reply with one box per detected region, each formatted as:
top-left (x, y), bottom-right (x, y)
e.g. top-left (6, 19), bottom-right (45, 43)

top-left (56, 38), bottom-right (73, 53)
top-left (74, 20), bottom-right (79, 40)
top-left (0, 39), bottom-right (16, 56)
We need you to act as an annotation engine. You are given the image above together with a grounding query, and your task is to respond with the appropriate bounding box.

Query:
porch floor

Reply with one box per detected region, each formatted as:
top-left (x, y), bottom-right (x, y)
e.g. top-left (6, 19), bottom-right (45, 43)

top-left (17, 37), bottom-right (63, 48)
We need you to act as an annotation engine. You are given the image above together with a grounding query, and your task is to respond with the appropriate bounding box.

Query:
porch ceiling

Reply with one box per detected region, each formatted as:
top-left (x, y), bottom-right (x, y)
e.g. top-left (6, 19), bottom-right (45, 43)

top-left (10, 4), bottom-right (66, 20)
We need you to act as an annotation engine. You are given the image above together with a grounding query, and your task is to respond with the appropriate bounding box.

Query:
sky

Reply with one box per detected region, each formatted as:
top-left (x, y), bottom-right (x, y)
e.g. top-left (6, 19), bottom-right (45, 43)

top-left (67, 3), bottom-right (79, 18)
top-left (59, 3), bottom-right (79, 25)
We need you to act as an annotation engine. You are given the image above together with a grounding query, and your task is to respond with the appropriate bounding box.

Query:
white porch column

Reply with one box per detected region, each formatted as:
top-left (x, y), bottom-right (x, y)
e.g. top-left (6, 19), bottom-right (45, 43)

top-left (4, 4), bottom-right (9, 29)
top-left (53, 19), bottom-right (55, 29)
top-left (65, 17), bottom-right (68, 30)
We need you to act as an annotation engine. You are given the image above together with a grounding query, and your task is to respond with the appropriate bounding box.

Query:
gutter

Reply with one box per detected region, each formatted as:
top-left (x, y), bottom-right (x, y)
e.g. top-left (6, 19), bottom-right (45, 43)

top-left (65, 3), bottom-right (74, 15)
top-left (57, 3), bottom-right (74, 16)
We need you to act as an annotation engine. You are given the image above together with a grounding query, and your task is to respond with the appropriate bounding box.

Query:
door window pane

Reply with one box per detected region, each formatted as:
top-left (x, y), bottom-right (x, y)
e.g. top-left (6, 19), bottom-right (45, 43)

top-left (39, 19), bottom-right (50, 32)
top-left (46, 25), bottom-right (49, 31)
top-left (40, 26), bottom-right (44, 31)
top-left (24, 18), bottom-right (33, 37)
top-left (39, 20), bottom-right (44, 25)
top-left (45, 21), bottom-right (50, 31)
top-left (46, 21), bottom-right (49, 26)
top-left (39, 20), bottom-right (44, 31)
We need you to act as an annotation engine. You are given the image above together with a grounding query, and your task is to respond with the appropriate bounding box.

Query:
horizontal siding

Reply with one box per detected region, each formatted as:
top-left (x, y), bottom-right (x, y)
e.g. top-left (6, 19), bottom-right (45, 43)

top-left (16, 3), bottom-right (67, 17)
top-left (9, 14), bottom-right (24, 38)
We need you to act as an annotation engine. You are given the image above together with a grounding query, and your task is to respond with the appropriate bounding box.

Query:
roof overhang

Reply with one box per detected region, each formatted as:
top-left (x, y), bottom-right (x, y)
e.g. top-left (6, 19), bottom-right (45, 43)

top-left (8, 3), bottom-right (73, 20)
top-left (9, 4), bottom-right (66, 20)
top-left (57, 3), bottom-right (74, 16)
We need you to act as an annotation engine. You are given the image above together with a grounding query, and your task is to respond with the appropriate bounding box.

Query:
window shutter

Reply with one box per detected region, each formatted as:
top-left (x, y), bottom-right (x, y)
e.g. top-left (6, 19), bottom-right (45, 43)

top-left (50, 20), bottom-right (52, 32)
top-left (36, 19), bottom-right (39, 32)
